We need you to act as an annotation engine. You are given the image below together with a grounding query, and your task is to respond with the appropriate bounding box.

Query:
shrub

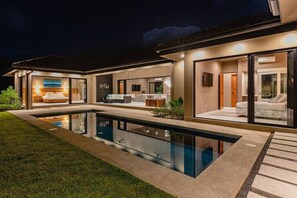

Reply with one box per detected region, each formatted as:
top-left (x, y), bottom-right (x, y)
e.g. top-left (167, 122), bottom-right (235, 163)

top-left (169, 97), bottom-right (183, 108)
top-left (0, 104), bottom-right (21, 112)
top-left (151, 105), bottom-right (170, 117)
top-left (152, 97), bottom-right (184, 120)
top-left (0, 86), bottom-right (21, 111)
top-left (169, 105), bottom-right (184, 120)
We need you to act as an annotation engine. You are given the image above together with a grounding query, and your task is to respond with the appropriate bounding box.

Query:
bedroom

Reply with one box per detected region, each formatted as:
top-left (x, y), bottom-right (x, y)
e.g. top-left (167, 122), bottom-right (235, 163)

top-left (195, 51), bottom-right (291, 127)
top-left (31, 76), bottom-right (87, 107)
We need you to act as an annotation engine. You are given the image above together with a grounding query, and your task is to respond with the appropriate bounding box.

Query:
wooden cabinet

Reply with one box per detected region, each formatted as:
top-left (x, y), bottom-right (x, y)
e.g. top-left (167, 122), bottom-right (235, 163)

top-left (33, 96), bottom-right (43, 102)
top-left (145, 99), bottom-right (165, 107)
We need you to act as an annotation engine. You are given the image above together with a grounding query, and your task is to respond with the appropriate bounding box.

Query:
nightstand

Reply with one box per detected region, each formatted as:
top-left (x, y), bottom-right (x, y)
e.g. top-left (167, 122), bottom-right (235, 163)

top-left (33, 96), bottom-right (43, 102)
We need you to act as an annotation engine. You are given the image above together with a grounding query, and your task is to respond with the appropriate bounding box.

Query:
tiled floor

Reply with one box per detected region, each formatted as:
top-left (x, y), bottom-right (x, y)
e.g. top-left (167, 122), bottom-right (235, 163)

top-left (196, 108), bottom-right (287, 126)
top-left (247, 132), bottom-right (297, 198)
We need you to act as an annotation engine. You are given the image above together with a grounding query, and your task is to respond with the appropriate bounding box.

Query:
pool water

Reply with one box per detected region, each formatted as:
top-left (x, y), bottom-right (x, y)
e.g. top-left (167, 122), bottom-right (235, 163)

top-left (38, 112), bottom-right (238, 178)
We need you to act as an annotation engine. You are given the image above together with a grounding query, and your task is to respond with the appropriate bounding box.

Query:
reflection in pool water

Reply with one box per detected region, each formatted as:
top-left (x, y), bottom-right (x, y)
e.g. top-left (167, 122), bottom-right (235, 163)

top-left (38, 112), bottom-right (238, 178)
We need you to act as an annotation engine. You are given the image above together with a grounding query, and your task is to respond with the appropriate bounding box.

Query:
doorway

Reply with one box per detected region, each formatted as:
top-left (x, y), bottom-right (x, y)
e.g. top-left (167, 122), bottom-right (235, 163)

top-left (118, 80), bottom-right (126, 94)
top-left (219, 73), bottom-right (237, 109)
top-left (231, 74), bottom-right (237, 107)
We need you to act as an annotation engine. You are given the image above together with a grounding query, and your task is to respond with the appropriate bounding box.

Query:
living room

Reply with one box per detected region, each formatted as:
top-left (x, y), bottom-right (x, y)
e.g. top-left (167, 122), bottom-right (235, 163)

top-left (96, 63), bottom-right (172, 108)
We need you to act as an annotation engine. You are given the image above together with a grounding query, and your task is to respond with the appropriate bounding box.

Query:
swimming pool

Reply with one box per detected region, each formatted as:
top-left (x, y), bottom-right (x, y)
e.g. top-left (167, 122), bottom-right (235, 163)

top-left (37, 111), bottom-right (238, 178)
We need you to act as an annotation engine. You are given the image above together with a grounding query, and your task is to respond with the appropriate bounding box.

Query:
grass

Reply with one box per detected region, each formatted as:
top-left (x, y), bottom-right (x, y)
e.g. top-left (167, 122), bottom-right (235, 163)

top-left (0, 112), bottom-right (173, 198)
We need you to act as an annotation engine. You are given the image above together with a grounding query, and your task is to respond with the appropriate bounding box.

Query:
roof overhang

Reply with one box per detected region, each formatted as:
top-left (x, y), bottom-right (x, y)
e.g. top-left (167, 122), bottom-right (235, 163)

top-left (86, 58), bottom-right (173, 75)
top-left (278, 0), bottom-right (297, 24)
top-left (2, 68), bottom-right (18, 77)
top-left (155, 19), bottom-right (297, 56)
top-left (2, 66), bottom-right (85, 77)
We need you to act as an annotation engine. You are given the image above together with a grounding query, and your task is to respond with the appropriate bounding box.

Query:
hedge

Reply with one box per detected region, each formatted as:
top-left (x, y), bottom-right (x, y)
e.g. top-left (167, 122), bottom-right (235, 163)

top-left (0, 104), bottom-right (21, 112)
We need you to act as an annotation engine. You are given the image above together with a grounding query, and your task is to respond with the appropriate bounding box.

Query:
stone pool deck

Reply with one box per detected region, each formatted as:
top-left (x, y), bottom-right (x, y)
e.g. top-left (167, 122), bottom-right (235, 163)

top-left (247, 132), bottom-right (297, 198)
top-left (9, 105), bottom-right (272, 198)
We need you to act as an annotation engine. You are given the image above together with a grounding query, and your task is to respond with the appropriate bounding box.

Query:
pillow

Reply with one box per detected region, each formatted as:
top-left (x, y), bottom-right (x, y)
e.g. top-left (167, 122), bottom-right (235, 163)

top-left (271, 94), bottom-right (283, 103)
top-left (56, 92), bottom-right (64, 97)
top-left (44, 92), bottom-right (53, 97)
top-left (277, 94), bottom-right (287, 103)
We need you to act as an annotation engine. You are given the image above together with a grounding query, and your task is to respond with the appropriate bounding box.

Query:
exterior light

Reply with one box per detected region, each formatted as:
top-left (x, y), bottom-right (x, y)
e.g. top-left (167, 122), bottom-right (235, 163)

top-left (283, 34), bottom-right (297, 45)
top-left (64, 87), bottom-right (69, 93)
top-left (233, 43), bottom-right (246, 52)
top-left (195, 51), bottom-right (205, 59)
top-left (35, 84), bottom-right (41, 96)
top-left (52, 73), bottom-right (62, 77)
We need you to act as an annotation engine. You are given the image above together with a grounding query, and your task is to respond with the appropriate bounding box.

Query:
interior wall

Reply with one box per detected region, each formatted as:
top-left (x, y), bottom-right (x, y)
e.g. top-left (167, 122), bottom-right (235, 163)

top-left (254, 52), bottom-right (287, 100)
top-left (221, 60), bottom-right (239, 107)
top-left (148, 77), bottom-right (171, 95)
top-left (126, 79), bottom-right (148, 94)
top-left (195, 60), bottom-right (222, 114)
top-left (255, 52), bottom-right (287, 69)
top-left (221, 60), bottom-right (238, 73)
top-left (237, 59), bottom-right (248, 102)
top-left (32, 76), bottom-right (69, 96)
top-left (112, 64), bottom-right (172, 94)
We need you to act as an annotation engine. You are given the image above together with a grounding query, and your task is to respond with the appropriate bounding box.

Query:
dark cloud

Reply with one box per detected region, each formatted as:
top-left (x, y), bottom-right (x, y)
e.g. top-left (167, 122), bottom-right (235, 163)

top-left (0, 7), bottom-right (27, 31)
top-left (143, 26), bottom-right (200, 46)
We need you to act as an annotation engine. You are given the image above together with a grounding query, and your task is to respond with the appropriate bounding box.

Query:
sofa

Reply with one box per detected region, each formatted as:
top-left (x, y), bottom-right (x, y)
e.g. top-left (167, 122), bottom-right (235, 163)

top-left (103, 94), bottom-right (132, 103)
top-left (103, 94), bottom-right (169, 104)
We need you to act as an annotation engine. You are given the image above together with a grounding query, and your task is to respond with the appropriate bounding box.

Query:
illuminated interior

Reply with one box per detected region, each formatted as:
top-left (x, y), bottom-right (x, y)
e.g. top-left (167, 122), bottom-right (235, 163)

top-left (96, 64), bottom-right (172, 108)
top-left (31, 76), bottom-right (86, 107)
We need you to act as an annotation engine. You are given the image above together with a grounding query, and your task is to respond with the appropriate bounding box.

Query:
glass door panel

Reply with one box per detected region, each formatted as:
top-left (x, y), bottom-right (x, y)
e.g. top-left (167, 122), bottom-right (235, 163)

top-left (260, 74), bottom-right (277, 99)
top-left (254, 52), bottom-right (291, 126)
top-left (71, 79), bottom-right (87, 103)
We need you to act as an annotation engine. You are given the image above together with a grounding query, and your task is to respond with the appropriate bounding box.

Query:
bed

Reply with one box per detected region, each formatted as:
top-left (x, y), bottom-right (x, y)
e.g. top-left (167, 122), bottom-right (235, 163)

top-left (43, 92), bottom-right (69, 103)
top-left (236, 94), bottom-right (287, 120)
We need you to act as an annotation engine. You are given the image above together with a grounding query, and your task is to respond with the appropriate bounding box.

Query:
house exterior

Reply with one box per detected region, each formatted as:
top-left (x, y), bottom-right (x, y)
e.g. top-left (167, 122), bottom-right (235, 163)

top-left (3, 1), bottom-right (297, 129)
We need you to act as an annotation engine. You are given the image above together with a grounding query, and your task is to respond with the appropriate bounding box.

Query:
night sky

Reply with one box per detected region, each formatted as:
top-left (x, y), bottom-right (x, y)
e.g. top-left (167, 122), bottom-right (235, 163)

top-left (0, 0), bottom-right (269, 89)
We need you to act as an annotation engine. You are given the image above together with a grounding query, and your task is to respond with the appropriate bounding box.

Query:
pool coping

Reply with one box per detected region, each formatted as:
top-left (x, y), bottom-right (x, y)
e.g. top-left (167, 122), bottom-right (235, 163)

top-left (9, 105), bottom-right (271, 198)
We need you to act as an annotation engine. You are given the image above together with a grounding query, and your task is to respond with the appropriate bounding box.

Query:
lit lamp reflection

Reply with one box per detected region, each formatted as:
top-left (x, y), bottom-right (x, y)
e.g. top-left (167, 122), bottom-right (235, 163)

top-left (35, 85), bottom-right (41, 96)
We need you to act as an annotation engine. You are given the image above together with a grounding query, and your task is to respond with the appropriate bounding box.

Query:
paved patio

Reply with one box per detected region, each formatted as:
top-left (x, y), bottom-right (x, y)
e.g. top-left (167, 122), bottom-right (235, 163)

top-left (9, 105), bottom-right (272, 197)
top-left (247, 132), bottom-right (297, 198)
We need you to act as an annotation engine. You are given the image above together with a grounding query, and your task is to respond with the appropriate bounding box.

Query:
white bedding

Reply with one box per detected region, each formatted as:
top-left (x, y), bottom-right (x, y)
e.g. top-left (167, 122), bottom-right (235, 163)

top-left (43, 92), bottom-right (68, 100)
top-left (236, 101), bottom-right (287, 111)
top-left (236, 101), bottom-right (287, 119)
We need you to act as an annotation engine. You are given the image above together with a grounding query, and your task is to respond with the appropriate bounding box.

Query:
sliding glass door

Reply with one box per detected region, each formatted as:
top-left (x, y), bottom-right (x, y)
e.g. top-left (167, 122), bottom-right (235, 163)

top-left (252, 51), bottom-right (295, 127)
top-left (71, 79), bottom-right (87, 103)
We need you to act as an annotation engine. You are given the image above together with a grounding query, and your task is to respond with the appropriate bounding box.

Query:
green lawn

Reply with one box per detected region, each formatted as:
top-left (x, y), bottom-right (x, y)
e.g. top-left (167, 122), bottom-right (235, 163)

top-left (0, 112), bottom-right (173, 198)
